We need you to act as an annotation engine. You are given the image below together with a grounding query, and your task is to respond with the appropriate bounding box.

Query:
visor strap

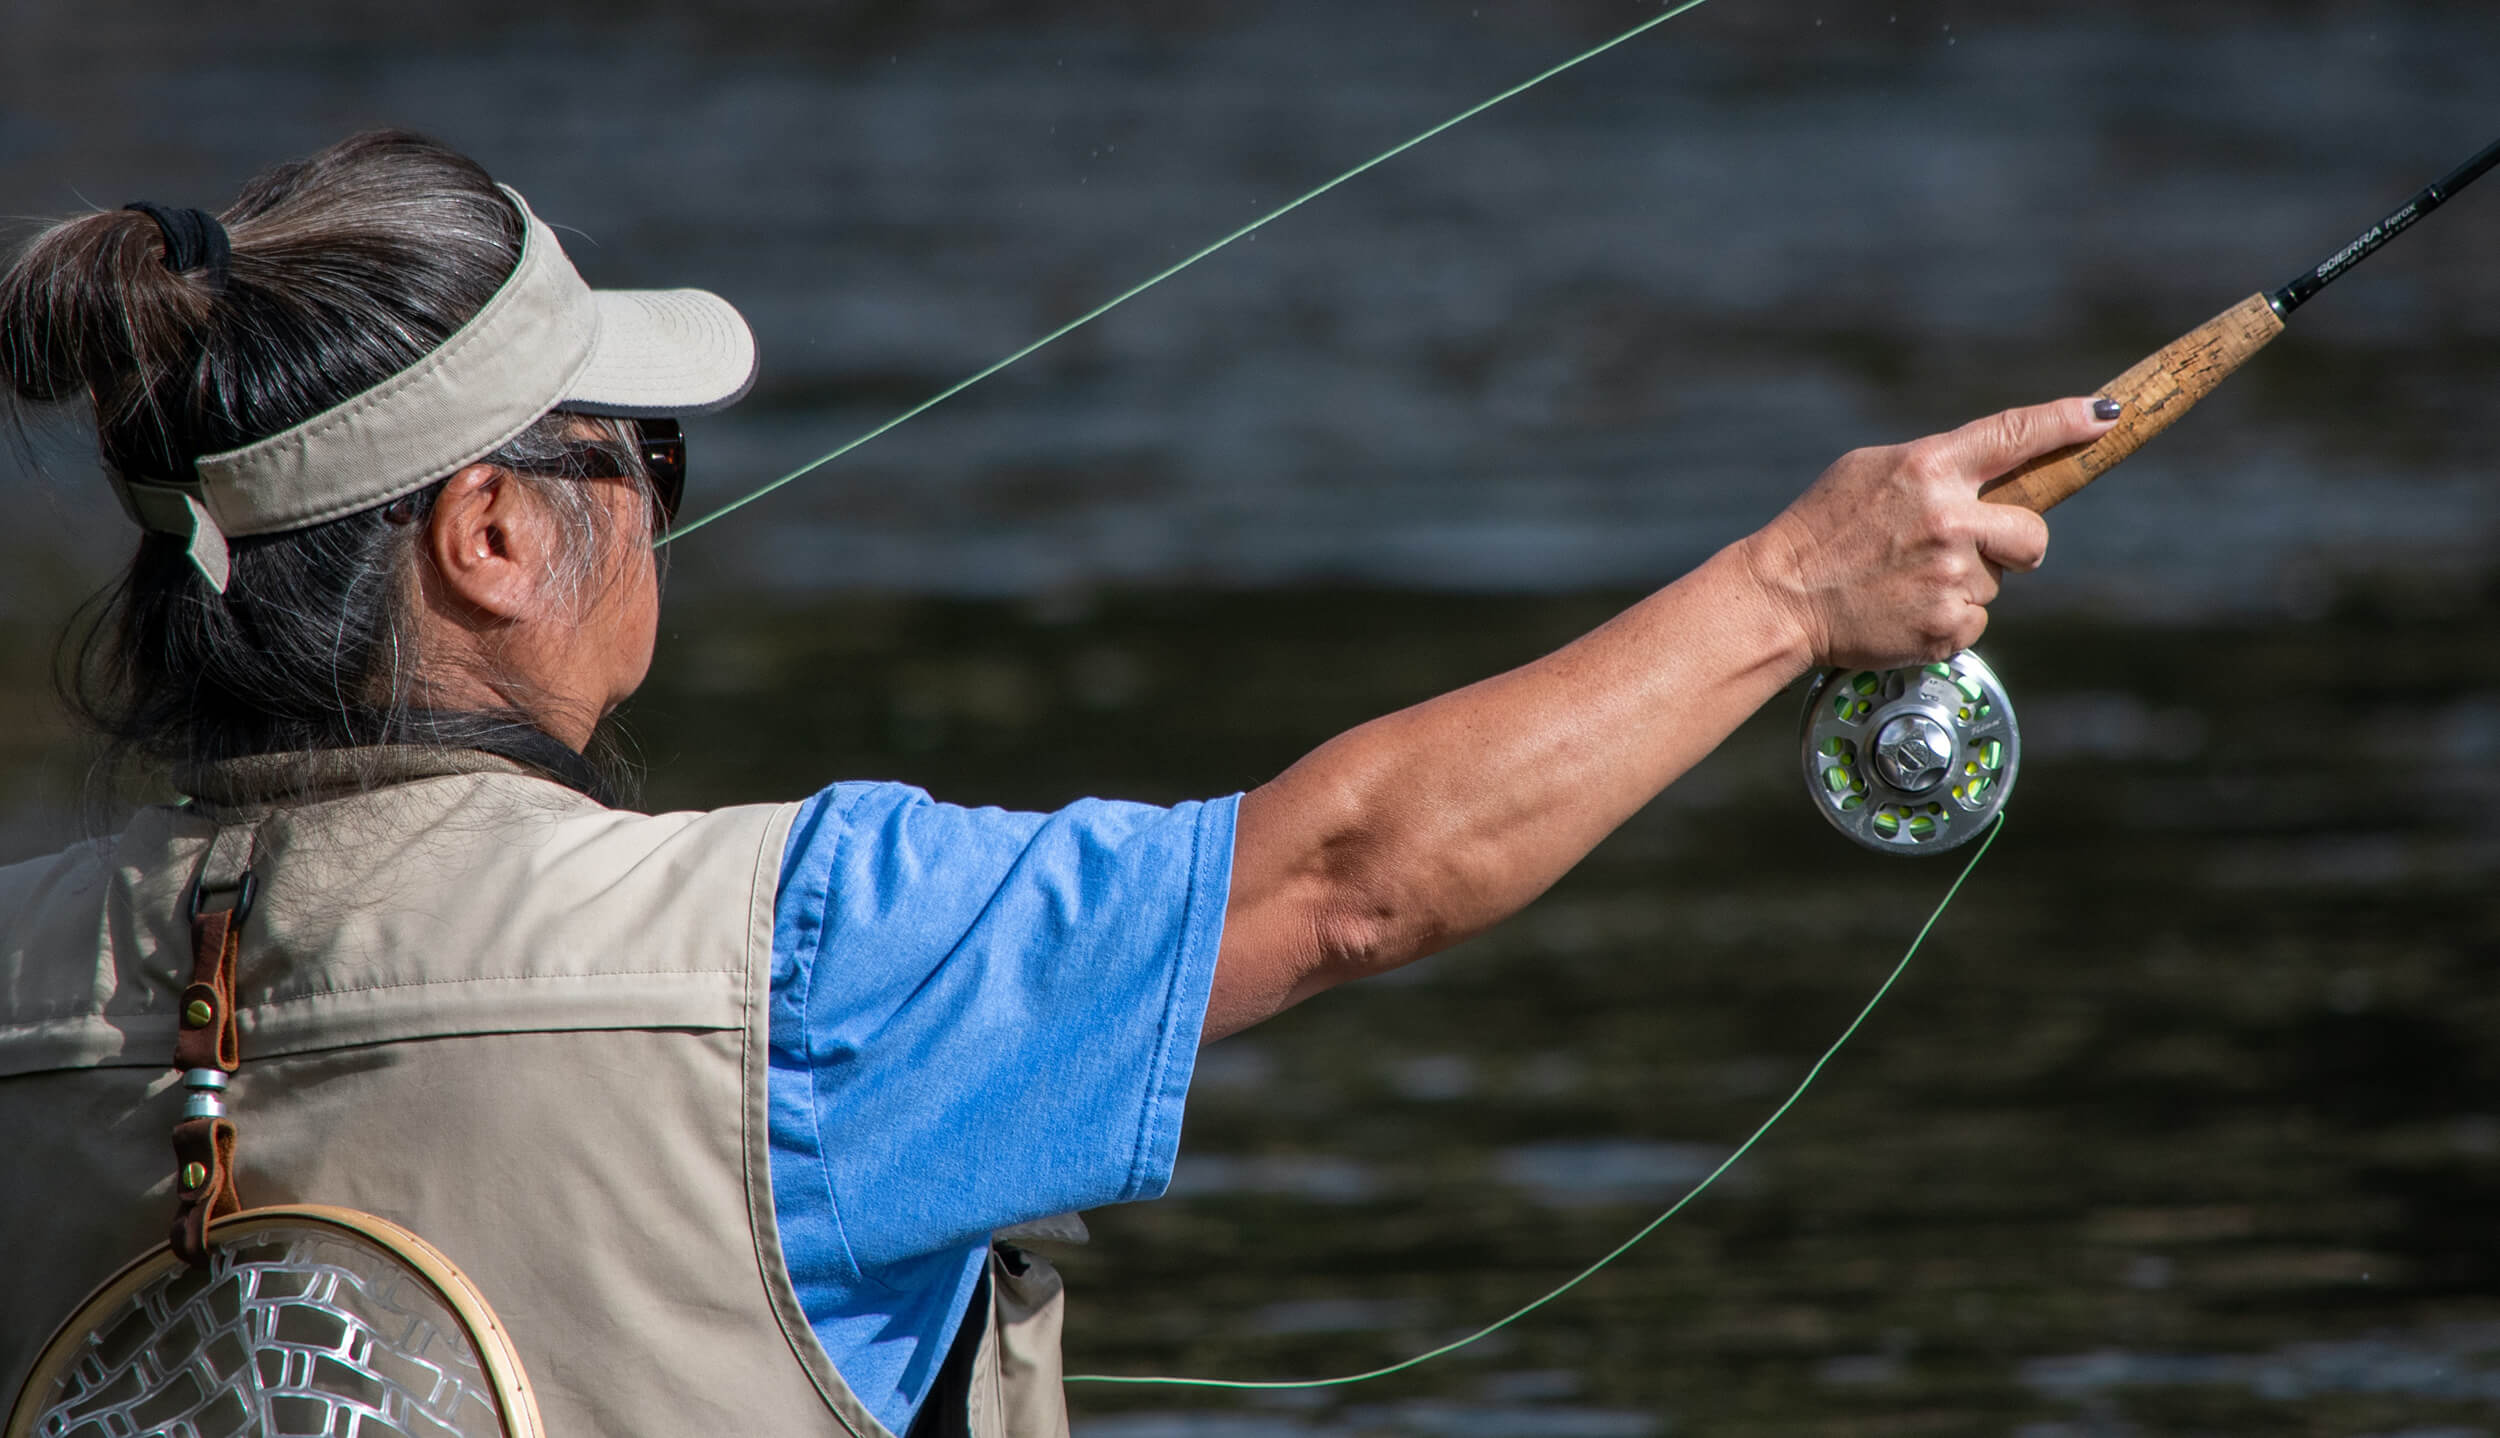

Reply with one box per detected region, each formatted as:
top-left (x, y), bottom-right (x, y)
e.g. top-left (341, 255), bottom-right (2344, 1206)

top-left (125, 481), bottom-right (233, 593)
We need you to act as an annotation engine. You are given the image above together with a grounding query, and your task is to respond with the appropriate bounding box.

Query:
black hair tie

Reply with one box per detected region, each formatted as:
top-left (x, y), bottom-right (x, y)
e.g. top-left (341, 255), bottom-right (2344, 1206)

top-left (122, 202), bottom-right (231, 287)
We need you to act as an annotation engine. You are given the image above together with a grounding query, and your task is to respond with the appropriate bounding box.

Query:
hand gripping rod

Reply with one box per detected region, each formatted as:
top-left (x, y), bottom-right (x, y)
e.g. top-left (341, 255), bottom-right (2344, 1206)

top-left (1980, 134), bottom-right (2500, 514)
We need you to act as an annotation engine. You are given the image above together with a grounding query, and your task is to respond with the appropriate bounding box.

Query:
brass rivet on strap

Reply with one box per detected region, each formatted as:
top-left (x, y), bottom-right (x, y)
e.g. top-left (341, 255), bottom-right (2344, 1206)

top-left (180, 1161), bottom-right (208, 1190)
top-left (184, 999), bottom-right (215, 1028)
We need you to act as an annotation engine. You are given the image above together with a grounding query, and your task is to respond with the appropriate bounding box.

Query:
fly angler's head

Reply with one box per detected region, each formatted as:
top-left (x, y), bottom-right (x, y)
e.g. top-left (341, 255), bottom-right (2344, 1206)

top-left (1800, 651), bottom-right (2018, 855)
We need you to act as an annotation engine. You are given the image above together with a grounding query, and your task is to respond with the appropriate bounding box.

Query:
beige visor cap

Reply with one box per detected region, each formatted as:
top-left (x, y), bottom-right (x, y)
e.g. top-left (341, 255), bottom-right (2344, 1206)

top-left (117, 185), bottom-right (758, 591)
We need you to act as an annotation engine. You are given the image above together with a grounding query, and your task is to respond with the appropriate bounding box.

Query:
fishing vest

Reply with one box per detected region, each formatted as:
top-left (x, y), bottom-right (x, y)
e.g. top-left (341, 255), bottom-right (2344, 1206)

top-left (0, 748), bottom-right (1072, 1438)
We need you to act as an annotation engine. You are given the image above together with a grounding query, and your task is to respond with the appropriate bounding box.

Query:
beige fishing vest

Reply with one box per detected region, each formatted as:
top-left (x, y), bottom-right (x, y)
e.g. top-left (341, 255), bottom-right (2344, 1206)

top-left (0, 749), bottom-right (1072, 1438)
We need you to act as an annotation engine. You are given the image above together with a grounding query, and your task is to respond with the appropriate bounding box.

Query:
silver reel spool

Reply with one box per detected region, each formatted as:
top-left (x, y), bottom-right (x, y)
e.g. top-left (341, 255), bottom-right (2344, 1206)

top-left (1799, 650), bottom-right (2018, 856)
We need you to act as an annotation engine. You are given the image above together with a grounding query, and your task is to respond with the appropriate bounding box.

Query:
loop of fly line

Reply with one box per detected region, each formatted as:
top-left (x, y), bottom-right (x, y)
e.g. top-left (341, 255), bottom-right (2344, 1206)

top-left (1066, 814), bottom-right (2006, 1389)
top-left (648, 0), bottom-right (2015, 1394)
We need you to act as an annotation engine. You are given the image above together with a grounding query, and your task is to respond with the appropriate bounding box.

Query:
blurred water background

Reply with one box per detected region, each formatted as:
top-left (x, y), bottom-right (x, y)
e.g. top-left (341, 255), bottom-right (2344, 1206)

top-left (4, 1), bottom-right (2499, 1432)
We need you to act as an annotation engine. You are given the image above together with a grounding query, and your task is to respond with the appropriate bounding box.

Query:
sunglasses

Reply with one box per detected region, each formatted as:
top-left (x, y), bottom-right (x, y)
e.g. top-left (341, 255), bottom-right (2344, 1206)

top-left (554, 418), bottom-right (686, 529)
top-left (637, 419), bottom-right (686, 528)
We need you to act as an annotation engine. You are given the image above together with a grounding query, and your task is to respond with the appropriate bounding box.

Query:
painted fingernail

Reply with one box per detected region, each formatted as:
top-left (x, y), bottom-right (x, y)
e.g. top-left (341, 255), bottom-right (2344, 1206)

top-left (2093, 398), bottom-right (2123, 422)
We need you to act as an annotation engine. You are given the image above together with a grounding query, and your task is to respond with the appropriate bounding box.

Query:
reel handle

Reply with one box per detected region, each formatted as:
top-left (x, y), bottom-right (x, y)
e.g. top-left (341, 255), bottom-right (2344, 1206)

top-left (1978, 292), bottom-right (2286, 513)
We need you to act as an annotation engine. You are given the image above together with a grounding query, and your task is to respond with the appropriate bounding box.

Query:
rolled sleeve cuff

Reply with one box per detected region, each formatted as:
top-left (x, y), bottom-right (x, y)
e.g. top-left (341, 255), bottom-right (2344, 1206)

top-left (1122, 790), bottom-right (1237, 1201)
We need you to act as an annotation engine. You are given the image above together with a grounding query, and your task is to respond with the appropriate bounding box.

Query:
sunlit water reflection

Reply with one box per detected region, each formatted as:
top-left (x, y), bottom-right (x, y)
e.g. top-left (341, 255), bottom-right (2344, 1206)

top-left (2, 3), bottom-right (2498, 1432)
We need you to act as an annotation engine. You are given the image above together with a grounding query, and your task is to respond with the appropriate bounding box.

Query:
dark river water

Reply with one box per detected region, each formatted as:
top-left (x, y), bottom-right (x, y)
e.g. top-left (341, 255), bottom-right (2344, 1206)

top-left (4, 1), bottom-right (2499, 1432)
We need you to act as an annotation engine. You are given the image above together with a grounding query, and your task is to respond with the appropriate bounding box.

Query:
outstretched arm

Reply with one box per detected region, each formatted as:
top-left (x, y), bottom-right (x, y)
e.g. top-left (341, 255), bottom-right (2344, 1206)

top-left (1205, 397), bottom-right (2114, 1041)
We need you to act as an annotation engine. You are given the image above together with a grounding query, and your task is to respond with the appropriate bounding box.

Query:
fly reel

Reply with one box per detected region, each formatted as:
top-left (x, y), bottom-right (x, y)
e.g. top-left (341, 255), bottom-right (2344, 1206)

top-left (1799, 651), bottom-right (2018, 856)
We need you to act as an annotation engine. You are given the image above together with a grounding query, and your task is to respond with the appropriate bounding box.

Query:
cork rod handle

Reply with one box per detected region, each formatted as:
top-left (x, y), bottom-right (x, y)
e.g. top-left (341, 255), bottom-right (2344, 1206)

top-left (1978, 292), bottom-right (2286, 514)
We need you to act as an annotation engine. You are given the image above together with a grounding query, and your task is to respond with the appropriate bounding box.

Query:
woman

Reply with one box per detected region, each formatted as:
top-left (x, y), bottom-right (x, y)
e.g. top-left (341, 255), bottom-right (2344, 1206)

top-left (0, 132), bottom-right (2114, 1436)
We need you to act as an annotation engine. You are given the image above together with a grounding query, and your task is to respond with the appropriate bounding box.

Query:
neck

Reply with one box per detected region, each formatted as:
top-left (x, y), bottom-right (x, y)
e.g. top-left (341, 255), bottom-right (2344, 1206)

top-left (401, 610), bottom-right (610, 752)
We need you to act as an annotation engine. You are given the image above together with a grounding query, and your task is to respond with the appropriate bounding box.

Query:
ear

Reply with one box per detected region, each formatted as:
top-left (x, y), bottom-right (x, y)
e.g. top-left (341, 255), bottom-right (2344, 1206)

top-left (422, 464), bottom-right (551, 623)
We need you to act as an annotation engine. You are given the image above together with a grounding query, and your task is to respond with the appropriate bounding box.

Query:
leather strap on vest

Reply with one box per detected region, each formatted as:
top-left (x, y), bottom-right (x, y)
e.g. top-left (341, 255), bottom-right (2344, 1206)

top-left (171, 905), bottom-right (241, 1073)
top-left (168, 1114), bottom-right (239, 1262)
top-left (169, 827), bottom-right (257, 1267)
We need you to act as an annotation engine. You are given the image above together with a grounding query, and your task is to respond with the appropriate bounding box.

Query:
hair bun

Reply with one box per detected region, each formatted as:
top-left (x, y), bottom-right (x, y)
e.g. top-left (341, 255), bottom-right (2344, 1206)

top-left (0, 206), bottom-right (211, 410)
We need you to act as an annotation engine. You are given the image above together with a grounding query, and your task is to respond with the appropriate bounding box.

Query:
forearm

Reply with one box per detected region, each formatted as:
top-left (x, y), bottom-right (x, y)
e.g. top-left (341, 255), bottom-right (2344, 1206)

top-left (1209, 538), bottom-right (1809, 1037)
top-left (1205, 397), bottom-right (2116, 1041)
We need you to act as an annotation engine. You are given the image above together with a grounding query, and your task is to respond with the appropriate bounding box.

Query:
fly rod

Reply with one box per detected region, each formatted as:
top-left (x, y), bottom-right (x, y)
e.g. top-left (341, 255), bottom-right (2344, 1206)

top-left (1980, 133), bottom-right (2500, 513)
top-left (1803, 134), bottom-right (2500, 856)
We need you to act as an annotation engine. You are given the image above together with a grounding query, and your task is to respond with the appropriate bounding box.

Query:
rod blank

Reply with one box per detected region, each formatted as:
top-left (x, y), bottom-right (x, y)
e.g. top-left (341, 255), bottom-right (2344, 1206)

top-left (2273, 134), bottom-right (2500, 317)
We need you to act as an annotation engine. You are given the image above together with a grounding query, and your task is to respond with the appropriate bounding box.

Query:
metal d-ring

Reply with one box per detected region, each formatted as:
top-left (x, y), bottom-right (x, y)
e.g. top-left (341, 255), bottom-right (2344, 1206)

top-left (187, 869), bottom-right (257, 927)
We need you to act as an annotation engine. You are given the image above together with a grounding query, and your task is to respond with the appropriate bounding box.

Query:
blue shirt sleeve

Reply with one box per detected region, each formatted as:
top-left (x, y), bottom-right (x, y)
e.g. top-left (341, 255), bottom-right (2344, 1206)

top-left (766, 781), bottom-right (1235, 1436)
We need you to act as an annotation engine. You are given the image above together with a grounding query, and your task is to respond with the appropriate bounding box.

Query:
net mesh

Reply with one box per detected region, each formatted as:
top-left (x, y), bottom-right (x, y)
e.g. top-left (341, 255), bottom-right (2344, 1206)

top-left (30, 1224), bottom-right (506, 1438)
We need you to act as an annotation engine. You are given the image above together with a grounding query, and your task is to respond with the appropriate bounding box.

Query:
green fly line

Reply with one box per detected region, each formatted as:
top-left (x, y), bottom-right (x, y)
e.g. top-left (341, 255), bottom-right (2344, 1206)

top-left (1065, 813), bottom-right (2006, 1390)
top-left (657, 0), bottom-right (1723, 546)
top-left (646, 0), bottom-right (2008, 1395)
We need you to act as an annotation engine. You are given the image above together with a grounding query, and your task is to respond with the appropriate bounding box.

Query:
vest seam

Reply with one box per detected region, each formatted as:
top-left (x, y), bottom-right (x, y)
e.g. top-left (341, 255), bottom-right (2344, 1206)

top-left (244, 967), bottom-right (742, 993)
top-left (787, 790), bottom-right (876, 1288)
top-left (741, 800), bottom-right (892, 1438)
top-left (0, 1021), bottom-right (752, 1077)
top-left (0, 967), bottom-right (748, 1026)
top-left (0, 974), bottom-right (752, 1077)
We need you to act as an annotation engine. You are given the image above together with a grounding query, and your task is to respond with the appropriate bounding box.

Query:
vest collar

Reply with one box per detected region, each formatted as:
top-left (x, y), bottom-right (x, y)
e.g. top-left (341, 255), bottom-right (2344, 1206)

top-left (178, 735), bottom-right (612, 811)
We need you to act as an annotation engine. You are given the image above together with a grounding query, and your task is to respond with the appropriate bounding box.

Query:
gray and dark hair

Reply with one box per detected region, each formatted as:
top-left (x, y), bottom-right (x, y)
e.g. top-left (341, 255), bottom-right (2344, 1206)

top-left (0, 130), bottom-right (656, 790)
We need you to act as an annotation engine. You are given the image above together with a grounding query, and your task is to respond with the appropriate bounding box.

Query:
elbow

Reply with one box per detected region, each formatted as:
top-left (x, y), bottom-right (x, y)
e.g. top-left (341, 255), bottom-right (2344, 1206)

top-left (1237, 753), bottom-right (1512, 1001)
top-left (1298, 821), bottom-right (1482, 987)
top-left (1305, 886), bottom-right (1413, 984)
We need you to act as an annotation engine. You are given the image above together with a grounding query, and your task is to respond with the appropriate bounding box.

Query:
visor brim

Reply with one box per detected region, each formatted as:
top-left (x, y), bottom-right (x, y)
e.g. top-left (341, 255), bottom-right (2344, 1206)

top-left (560, 288), bottom-right (758, 418)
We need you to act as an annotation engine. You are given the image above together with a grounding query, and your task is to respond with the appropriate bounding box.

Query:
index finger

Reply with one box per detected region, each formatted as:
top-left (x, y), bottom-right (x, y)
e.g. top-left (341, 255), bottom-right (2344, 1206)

top-left (1932, 397), bottom-right (2120, 486)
